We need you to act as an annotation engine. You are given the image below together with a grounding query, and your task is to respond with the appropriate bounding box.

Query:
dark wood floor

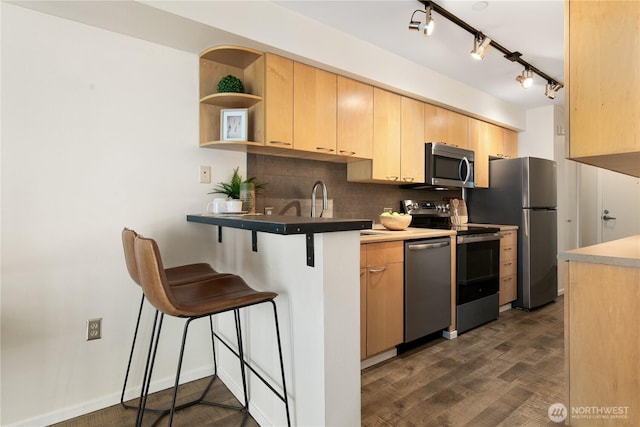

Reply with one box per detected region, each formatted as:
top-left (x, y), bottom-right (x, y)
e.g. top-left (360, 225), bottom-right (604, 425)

top-left (362, 296), bottom-right (565, 427)
top-left (55, 296), bottom-right (563, 426)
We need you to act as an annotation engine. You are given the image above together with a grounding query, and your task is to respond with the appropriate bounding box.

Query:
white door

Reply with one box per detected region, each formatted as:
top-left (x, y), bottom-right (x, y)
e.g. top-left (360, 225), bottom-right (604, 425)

top-left (597, 168), bottom-right (640, 243)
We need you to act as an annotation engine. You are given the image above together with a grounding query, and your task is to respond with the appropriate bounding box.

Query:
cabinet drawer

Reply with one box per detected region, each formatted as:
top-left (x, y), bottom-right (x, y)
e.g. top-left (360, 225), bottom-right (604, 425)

top-left (501, 245), bottom-right (517, 262)
top-left (500, 258), bottom-right (517, 277)
top-left (501, 230), bottom-right (517, 247)
top-left (499, 275), bottom-right (517, 305)
top-left (365, 241), bottom-right (403, 267)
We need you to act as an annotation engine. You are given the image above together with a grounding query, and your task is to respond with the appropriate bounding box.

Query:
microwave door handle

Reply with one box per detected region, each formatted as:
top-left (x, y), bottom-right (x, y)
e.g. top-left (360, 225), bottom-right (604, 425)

top-left (459, 156), bottom-right (470, 184)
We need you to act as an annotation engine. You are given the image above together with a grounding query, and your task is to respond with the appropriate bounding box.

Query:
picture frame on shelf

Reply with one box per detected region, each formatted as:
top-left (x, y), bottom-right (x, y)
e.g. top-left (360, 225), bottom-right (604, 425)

top-left (220, 108), bottom-right (248, 142)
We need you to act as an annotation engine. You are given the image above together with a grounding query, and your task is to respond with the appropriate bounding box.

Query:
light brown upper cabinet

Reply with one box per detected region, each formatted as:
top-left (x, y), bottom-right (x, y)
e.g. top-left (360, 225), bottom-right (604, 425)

top-left (468, 118), bottom-right (502, 188)
top-left (424, 104), bottom-right (470, 149)
top-left (401, 97), bottom-right (425, 184)
top-left (347, 88), bottom-right (401, 183)
top-left (293, 62), bottom-right (337, 156)
top-left (337, 76), bottom-right (374, 159)
top-left (264, 53), bottom-right (293, 150)
top-left (500, 129), bottom-right (518, 159)
top-left (566, 0), bottom-right (640, 177)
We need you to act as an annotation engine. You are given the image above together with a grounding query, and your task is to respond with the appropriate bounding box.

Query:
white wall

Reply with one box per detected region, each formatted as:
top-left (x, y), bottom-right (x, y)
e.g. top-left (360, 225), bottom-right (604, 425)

top-left (518, 105), bottom-right (556, 160)
top-left (0, 4), bottom-right (245, 425)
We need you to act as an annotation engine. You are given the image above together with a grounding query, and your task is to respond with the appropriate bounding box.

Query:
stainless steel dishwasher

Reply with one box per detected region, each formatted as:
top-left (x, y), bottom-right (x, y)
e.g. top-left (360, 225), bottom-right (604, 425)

top-left (404, 237), bottom-right (451, 343)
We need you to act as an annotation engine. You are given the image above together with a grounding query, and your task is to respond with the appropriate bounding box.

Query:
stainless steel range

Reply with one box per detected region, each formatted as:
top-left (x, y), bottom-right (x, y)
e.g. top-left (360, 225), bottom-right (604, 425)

top-left (401, 200), bottom-right (501, 334)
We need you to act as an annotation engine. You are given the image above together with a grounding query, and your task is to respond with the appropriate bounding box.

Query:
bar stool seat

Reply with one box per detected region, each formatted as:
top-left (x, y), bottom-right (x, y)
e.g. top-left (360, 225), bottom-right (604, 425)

top-left (120, 228), bottom-right (224, 413)
top-left (134, 234), bottom-right (291, 426)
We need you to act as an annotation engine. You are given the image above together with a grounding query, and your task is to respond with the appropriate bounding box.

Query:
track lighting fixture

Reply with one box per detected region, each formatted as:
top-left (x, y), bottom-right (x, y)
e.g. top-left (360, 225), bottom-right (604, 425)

top-left (545, 81), bottom-right (562, 99)
top-left (409, 0), bottom-right (563, 100)
top-left (470, 33), bottom-right (491, 60)
top-left (408, 5), bottom-right (434, 36)
top-left (515, 68), bottom-right (534, 89)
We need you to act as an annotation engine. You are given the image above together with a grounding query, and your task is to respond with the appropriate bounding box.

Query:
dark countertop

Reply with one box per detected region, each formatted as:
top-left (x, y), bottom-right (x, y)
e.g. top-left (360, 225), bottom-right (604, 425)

top-left (187, 213), bottom-right (373, 235)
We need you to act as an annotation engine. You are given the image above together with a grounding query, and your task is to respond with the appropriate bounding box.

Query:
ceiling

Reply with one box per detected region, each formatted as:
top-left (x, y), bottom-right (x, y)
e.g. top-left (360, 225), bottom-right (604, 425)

top-left (275, 0), bottom-right (565, 111)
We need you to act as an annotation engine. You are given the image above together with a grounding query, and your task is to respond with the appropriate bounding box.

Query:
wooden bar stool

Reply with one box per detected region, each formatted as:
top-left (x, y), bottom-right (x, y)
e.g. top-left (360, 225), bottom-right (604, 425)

top-left (134, 234), bottom-right (291, 427)
top-left (120, 228), bottom-right (225, 414)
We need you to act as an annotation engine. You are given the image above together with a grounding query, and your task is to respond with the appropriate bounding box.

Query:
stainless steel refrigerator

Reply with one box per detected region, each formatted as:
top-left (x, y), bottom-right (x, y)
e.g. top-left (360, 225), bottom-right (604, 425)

top-left (467, 157), bottom-right (557, 310)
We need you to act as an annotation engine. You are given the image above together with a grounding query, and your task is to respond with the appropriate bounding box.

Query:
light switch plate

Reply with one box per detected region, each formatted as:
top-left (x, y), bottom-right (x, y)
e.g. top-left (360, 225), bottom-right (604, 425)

top-left (200, 166), bottom-right (211, 184)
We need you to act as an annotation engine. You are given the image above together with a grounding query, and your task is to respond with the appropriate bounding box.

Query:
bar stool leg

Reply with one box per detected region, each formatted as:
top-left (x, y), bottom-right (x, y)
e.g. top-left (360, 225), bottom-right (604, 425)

top-left (137, 312), bottom-right (164, 427)
top-left (271, 300), bottom-right (292, 427)
top-left (234, 309), bottom-right (251, 425)
top-left (121, 294), bottom-right (145, 409)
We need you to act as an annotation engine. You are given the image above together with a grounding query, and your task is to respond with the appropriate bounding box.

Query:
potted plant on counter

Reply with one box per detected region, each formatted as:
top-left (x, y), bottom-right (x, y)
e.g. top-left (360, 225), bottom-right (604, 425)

top-left (209, 167), bottom-right (266, 213)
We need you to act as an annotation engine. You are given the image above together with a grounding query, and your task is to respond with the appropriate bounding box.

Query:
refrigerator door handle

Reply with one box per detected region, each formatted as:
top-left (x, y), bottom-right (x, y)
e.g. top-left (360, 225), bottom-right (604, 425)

top-left (523, 209), bottom-right (529, 237)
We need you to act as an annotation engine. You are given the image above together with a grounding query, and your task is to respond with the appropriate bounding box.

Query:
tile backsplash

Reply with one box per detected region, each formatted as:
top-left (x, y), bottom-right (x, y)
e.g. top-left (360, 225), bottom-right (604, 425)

top-left (248, 154), bottom-right (461, 224)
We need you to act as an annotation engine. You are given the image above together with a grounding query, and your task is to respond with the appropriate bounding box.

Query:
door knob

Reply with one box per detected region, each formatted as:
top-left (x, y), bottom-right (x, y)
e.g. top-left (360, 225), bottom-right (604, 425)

top-left (602, 210), bottom-right (617, 221)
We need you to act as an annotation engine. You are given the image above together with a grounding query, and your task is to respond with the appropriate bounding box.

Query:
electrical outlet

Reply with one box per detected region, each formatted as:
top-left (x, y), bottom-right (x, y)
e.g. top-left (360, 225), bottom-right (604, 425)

top-left (200, 165), bottom-right (211, 184)
top-left (87, 318), bottom-right (102, 341)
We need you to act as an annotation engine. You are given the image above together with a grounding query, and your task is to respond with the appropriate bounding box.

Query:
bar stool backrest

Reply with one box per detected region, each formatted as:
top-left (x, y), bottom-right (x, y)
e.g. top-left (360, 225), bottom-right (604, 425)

top-left (122, 228), bottom-right (141, 286)
top-left (134, 235), bottom-right (181, 317)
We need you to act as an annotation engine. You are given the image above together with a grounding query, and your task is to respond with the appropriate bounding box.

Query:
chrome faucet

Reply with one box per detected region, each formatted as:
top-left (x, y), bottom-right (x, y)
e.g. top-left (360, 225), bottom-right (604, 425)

top-left (311, 180), bottom-right (328, 217)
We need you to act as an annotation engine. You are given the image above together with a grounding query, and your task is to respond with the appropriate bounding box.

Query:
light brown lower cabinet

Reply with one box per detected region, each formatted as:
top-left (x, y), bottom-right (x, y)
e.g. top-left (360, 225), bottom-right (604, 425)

top-left (360, 241), bottom-right (404, 359)
top-left (499, 228), bottom-right (518, 305)
top-left (564, 255), bottom-right (640, 426)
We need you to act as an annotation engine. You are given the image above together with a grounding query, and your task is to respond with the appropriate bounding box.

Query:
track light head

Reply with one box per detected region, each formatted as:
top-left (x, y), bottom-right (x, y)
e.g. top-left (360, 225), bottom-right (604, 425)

top-left (545, 81), bottom-right (563, 99)
top-left (408, 6), bottom-right (434, 37)
top-left (516, 68), bottom-right (534, 89)
top-left (424, 6), bottom-right (434, 36)
top-left (470, 33), bottom-right (491, 60)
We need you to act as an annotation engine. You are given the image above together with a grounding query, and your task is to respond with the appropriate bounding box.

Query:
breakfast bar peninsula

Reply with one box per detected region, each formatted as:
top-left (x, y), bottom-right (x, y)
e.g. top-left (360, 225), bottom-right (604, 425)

top-left (559, 235), bottom-right (640, 426)
top-left (187, 213), bottom-right (372, 426)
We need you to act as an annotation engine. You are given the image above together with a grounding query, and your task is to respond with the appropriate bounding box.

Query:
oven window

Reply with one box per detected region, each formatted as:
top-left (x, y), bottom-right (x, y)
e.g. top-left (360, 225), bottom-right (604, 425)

top-left (457, 239), bottom-right (499, 285)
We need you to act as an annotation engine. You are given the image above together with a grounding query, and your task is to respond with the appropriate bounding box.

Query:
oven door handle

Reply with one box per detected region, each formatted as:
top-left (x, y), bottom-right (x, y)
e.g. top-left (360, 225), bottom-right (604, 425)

top-left (407, 241), bottom-right (450, 251)
top-left (456, 233), bottom-right (501, 244)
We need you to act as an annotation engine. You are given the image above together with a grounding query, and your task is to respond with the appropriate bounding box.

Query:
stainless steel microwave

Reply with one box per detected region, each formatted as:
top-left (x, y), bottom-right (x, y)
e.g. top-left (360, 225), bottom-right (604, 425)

top-left (424, 142), bottom-right (475, 189)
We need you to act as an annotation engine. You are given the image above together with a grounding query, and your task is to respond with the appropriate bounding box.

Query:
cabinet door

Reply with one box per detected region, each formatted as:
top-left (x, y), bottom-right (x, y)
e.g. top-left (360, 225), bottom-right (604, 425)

top-left (360, 244), bottom-right (367, 360)
top-left (468, 118), bottom-right (490, 188)
top-left (360, 267), bottom-right (367, 360)
top-left (568, 0), bottom-right (640, 164)
top-left (264, 53), bottom-right (293, 149)
top-left (501, 129), bottom-right (518, 159)
top-left (372, 88), bottom-right (401, 181)
top-left (293, 62), bottom-right (337, 154)
top-left (366, 261), bottom-right (404, 356)
top-left (337, 76), bottom-right (373, 159)
top-left (424, 104), bottom-right (469, 149)
top-left (400, 97), bottom-right (425, 184)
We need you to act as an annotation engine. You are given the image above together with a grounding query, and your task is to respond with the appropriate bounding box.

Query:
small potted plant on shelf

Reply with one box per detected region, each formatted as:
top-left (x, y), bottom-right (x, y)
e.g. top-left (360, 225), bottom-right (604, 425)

top-left (217, 75), bottom-right (245, 94)
top-left (209, 167), bottom-right (266, 213)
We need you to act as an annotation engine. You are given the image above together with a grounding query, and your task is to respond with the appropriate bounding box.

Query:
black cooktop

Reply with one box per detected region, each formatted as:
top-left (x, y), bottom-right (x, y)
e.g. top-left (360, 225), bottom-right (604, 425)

top-left (401, 199), bottom-right (500, 236)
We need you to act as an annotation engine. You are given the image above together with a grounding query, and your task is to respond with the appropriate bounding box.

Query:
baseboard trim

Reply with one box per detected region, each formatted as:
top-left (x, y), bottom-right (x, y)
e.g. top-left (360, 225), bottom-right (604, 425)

top-left (4, 366), bottom-right (214, 427)
top-left (360, 349), bottom-right (397, 370)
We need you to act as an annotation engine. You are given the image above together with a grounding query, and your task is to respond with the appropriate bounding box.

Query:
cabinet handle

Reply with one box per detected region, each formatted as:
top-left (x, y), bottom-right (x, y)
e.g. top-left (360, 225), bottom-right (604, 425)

top-left (503, 277), bottom-right (513, 281)
top-left (360, 271), bottom-right (365, 277)
top-left (503, 247), bottom-right (513, 251)
top-left (503, 262), bottom-right (512, 267)
top-left (315, 147), bottom-right (335, 152)
top-left (386, 176), bottom-right (399, 181)
top-left (402, 177), bottom-right (415, 182)
top-left (369, 267), bottom-right (386, 273)
top-left (269, 141), bottom-right (292, 146)
top-left (339, 150), bottom-right (356, 156)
